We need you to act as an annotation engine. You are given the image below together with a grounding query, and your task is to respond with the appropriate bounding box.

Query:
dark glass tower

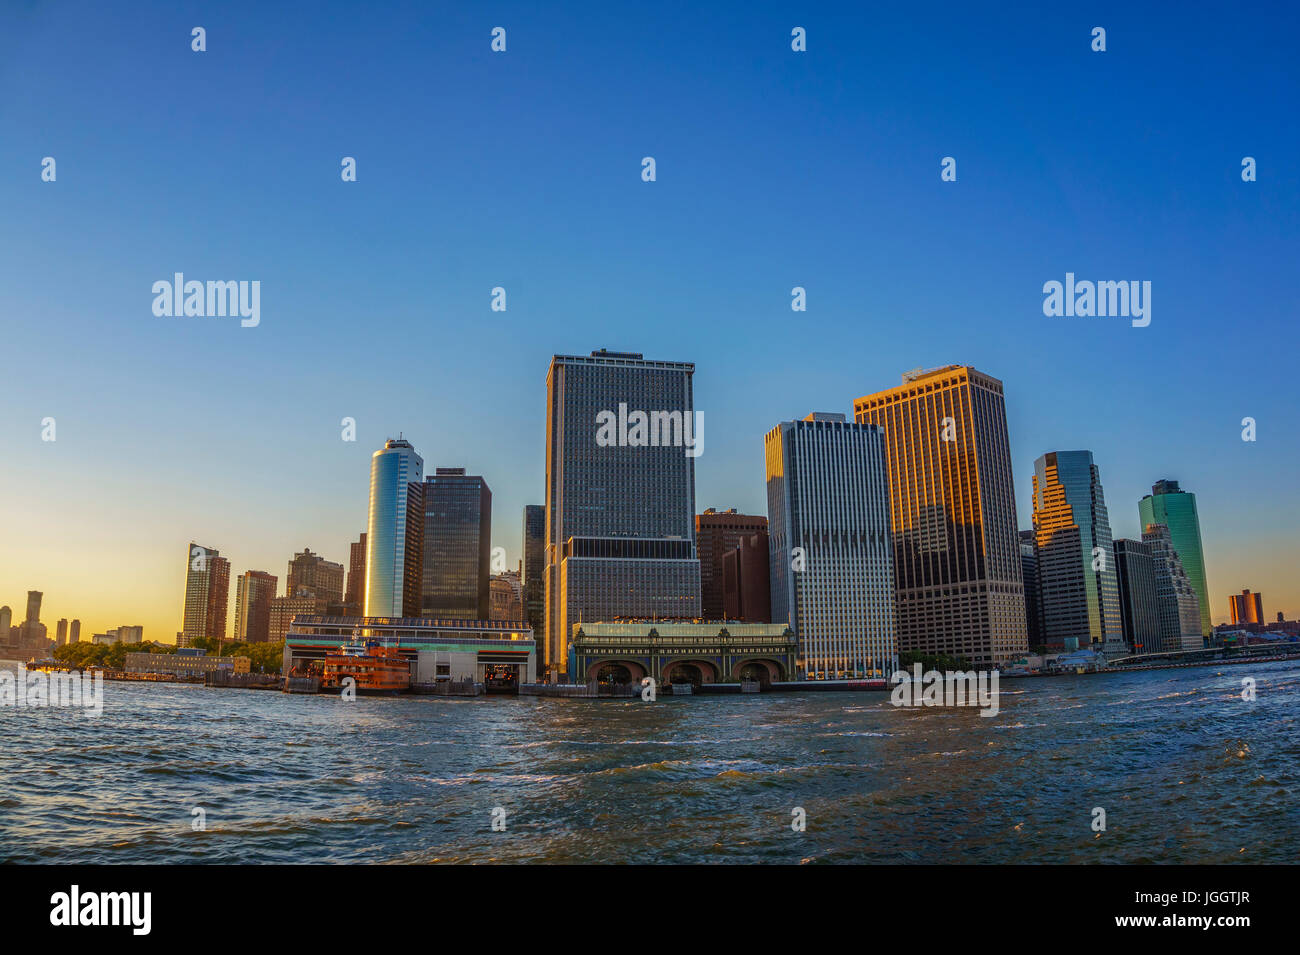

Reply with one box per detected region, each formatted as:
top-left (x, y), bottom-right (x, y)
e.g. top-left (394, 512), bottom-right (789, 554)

top-left (418, 468), bottom-right (492, 619)
top-left (1114, 538), bottom-right (1161, 654)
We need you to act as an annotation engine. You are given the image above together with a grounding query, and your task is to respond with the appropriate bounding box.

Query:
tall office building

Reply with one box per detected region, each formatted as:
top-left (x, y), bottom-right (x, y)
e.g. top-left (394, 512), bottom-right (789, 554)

top-left (345, 533), bottom-right (367, 613)
top-left (55, 618), bottom-right (68, 646)
top-left (25, 591), bottom-right (42, 624)
top-left (766, 412), bottom-right (895, 680)
top-left (853, 366), bottom-right (1028, 667)
top-left (419, 468), bottom-right (492, 619)
top-left (696, 509), bottom-right (768, 619)
top-left (364, 438), bottom-right (424, 618)
top-left (69, 619), bottom-right (80, 643)
top-left (723, 530), bottom-right (771, 623)
top-left (1139, 480), bottom-right (1210, 639)
top-left (1031, 451), bottom-right (1125, 656)
top-left (0, 606), bottom-right (13, 639)
top-left (545, 350), bottom-right (702, 678)
top-left (286, 548), bottom-right (345, 604)
top-left (522, 505), bottom-right (546, 636)
top-left (1114, 539), bottom-right (1161, 654)
top-left (1229, 589), bottom-right (1264, 626)
top-left (1143, 524), bottom-right (1203, 651)
top-left (181, 542), bottom-right (230, 643)
top-left (233, 570), bottom-right (279, 643)
top-left (1018, 530), bottom-right (1045, 648)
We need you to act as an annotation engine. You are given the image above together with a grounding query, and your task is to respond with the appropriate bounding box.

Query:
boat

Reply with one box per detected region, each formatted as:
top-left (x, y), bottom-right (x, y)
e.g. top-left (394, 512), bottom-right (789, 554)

top-left (319, 641), bottom-right (411, 695)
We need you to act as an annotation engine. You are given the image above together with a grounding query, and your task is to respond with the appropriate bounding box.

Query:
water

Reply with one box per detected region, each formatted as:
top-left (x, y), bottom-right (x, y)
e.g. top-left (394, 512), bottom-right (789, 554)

top-left (2, 659), bottom-right (1297, 863)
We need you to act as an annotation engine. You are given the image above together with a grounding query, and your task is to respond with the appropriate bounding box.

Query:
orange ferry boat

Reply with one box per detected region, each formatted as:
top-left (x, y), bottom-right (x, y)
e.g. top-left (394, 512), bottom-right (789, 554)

top-left (319, 641), bottom-right (411, 694)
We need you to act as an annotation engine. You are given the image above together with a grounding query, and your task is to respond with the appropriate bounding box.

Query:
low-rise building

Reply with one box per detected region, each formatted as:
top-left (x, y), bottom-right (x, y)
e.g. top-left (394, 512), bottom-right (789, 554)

top-left (570, 621), bottom-right (798, 686)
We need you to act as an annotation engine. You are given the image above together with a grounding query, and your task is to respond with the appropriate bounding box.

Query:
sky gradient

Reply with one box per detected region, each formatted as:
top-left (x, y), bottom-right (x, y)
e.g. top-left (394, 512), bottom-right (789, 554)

top-left (1, 1), bottom-right (1297, 642)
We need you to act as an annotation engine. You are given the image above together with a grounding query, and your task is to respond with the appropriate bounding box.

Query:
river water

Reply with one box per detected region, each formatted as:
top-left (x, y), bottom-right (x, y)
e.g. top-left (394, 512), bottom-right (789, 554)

top-left (1, 659), bottom-right (1296, 863)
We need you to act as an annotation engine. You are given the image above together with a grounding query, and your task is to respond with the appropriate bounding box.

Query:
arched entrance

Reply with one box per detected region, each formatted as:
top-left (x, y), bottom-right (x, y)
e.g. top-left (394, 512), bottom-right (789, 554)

top-left (589, 660), bottom-right (646, 685)
top-left (732, 658), bottom-right (783, 686)
top-left (662, 659), bottom-right (719, 686)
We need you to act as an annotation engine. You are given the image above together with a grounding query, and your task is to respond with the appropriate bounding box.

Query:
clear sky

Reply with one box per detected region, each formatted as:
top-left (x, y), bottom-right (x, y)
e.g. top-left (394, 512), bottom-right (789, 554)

top-left (1, 1), bottom-right (1296, 641)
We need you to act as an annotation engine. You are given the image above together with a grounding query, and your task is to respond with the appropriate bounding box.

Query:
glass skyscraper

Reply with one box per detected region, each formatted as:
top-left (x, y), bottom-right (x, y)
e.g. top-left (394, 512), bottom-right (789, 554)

top-left (765, 412), bottom-right (895, 680)
top-left (545, 350), bottom-right (702, 679)
top-left (1031, 451), bottom-right (1125, 655)
top-left (364, 437), bottom-right (424, 618)
top-left (1138, 480), bottom-right (1210, 638)
top-left (419, 468), bottom-right (492, 619)
top-left (853, 366), bottom-right (1028, 668)
top-left (1114, 538), bottom-right (1161, 654)
top-left (1143, 523), bottom-right (1203, 651)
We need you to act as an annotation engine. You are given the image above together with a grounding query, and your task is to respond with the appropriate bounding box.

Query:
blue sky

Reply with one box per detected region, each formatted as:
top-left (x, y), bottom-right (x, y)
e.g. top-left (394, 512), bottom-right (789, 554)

top-left (1, 1), bottom-right (1296, 638)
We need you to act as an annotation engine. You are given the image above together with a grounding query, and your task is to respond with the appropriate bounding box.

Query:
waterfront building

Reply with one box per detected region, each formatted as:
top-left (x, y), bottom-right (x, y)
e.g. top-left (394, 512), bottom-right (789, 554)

top-left (544, 350), bottom-right (702, 679)
top-left (419, 468), bottom-right (492, 619)
top-left (345, 532), bottom-right (367, 615)
top-left (1114, 539), bottom-right (1162, 654)
top-left (722, 530), bottom-right (771, 623)
top-left (571, 621), bottom-right (797, 686)
top-left (490, 571), bottom-right (524, 621)
top-left (181, 542), bottom-right (230, 643)
top-left (853, 366), bottom-right (1028, 667)
top-left (287, 549), bottom-right (345, 605)
top-left (1143, 524), bottom-right (1203, 651)
top-left (1229, 589), bottom-right (1264, 626)
top-left (1019, 531), bottom-right (1046, 648)
top-left (696, 509), bottom-right (768, 620)
top-left (283, 615), bottom-right (535, 686)
top-left (1031, 451), bottom-right (1125, 656)
top-left (522, 505), bottom-right (545, 637)
top-left (233, 570), bottom-right (279, 643)
top-left (125, 651), bottom-right (250, 676)
top-left (1139, 480), bottom-right (1211, 639)
top-left (765, 412), bottom-right (895, 680)
top-left (364, 438), bottom-right (424, 618)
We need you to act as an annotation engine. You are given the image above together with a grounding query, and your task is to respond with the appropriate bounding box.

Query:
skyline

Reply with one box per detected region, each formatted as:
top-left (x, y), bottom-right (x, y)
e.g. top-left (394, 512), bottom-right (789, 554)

top-left (2, 2), bottom-right (1297, 641)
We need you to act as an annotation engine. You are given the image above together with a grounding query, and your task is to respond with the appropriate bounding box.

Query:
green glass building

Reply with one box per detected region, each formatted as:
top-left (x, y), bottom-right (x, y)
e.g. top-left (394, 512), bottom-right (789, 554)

top-left (1138, 480), bottom-right (1210, 639)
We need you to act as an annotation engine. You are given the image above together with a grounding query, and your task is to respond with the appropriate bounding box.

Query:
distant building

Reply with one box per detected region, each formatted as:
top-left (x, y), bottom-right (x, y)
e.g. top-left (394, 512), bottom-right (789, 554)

top-left (90, 626), bottom-right (142, 645)
top-left (1139, 480), bottom-right (1211, 639)
top-left (364, 438), bottom-right (424, 618)
top-left (269, 594), bottom-right (325, 644)
top-left (182, 542), bottom-right (230, 642)
top-left (522, 505), bottom-right (545, 637)
top-left (544, 350), bottom-right (702, 680)
top-left (854, 366), bottom-right (1028, 668)
top-left (1114, 539), bottom-right (1161, 654)
top-left (722, 530), bottom-right (771, 622)
top-left (766, 412), bottom-right (895, 680)
top-left (1019, 531), bottom-right (1045, 648)
top-left (490, 571), bottom-right (524, 621)
top-left (1229, 589), bottom-right (1264, 626)
top-left (419, 468), bottom-right (492, 619)
top-left (0, 606), bottom-right (12, 640)
top-left (345, 532), bottom-right (367, 614)
top-left (1143, 524), bottom-right (1203, 651)
top-left (233, 570), bottom-right (279, 643)
top-left (287, 549), bottom-right (345, 605)
top-left (696, 509), bottom-right (768, 620)
top-left (69, 619), bottom-right (80, 643)
top-left (125, 652), bottom-right (250, 676)
top-left (56, 618), bottom-right (68, 646)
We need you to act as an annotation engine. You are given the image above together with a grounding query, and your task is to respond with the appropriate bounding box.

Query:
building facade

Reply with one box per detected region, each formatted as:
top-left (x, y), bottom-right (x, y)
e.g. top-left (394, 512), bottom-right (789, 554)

top-left (1139, 480), bottom-right (1210, 638)
top-left (1114, 538), bottom-right (1161, 654)
top-left (287, 549), bottom-right (345, 604)
top-left (364, 438), bottom-right (424, 618)
top-left (1143, 524), bottom-right (1203, 651)
top-left (1229, 589), bottom-right (1264, 626)
top-left (1018, 530), bottom-right (1045, 648)
top-left (181, 542), bottom-right (230, 643)
top-left (419, 468), bottom-right (492, 619)
top-left (853, 366), bottom-right (1028, 668)
top-left (1031, 450), bottom-right (1125, 656)
top-left (696, 508), bottom-right (768, 620)
top-left (765, 412), bottom-right (895, 680)
top-left (522, 505), bottom-right (546, 637)
top-left (722, 530), bottom-right (771, 623)
top-left (345, 532), bottom-right (367, 615)
top-left (544, 350), bottom-right (702, 679)
top-left (572, 621), bottom-right (797, 686)
top-left (233, 570), bottom-right (279, 643)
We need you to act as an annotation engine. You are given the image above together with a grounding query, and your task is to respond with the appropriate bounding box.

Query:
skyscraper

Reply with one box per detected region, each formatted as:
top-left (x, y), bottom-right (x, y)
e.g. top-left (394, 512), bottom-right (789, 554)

top-left (1143, 524), bottom-right (1203, 651)
top-left (723, 530), bottom-right (771, 623)
top-left (1031, 451), bottom-right (1125, 656)
top-left (1229, 589), bottom-right (1264, 626)
top-left (545, 350), bottom-right (702, 678)
top-left (853, 366), bottom-right (1028, 668)
top-left (345, 532), bottom-right (367, 613)
top-left (364, 438), bottom-right (424, 618)
top-left (0, 606), bottom-right (12, 639)
top-left (1114, 538), bottom-right (1161, 654)
top-left (696, 508), bottom-right (768, 620)
top-left (233, 570), bottom-right (279, 643)
top-left (1139, 480), bottom-right (1210, 638)
top-left (420, 468), bottom-right (492, 619)
top-left (286, 548), bottom-right (345, 604)
top-left (522, 505), bottom-right (545, 636)
top-left (69, 619), bottom-right (80, 643)
top-left (25, 591), bottom-right (42, 624)
top-left (766, 412), bottom-right (895, 680)
top-left (181, 542), bottom-right (230, 643)
top-left (1019, 530), bottom-right (1045, 648)
top-left (56, 618), bottom-right (68, 646)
